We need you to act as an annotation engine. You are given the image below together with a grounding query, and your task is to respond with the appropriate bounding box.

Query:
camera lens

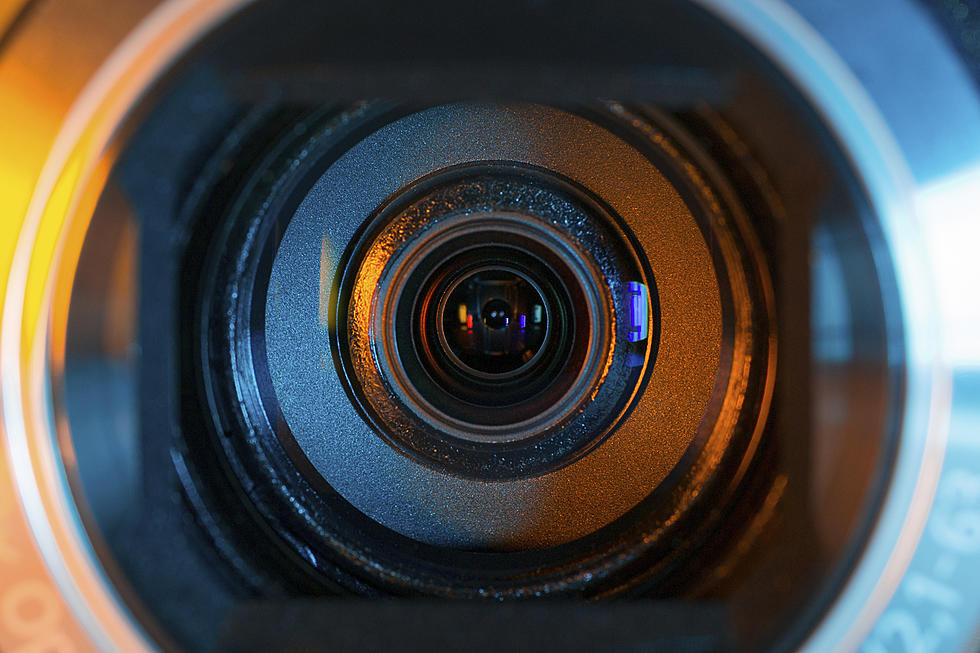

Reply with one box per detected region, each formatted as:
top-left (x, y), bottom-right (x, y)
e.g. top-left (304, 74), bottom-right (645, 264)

top-left (437, 266), bottom-right (549, 378)
top-left (337, 167), bottom-right (643, 457)
top-left (402, 233), bottom-right (585, 426)
top-left (424, 254), bottom-right (566, 400)
top-left (13, 0), bottom-right (976, 650)
top-left (387, 214), bottom-right (597, 435)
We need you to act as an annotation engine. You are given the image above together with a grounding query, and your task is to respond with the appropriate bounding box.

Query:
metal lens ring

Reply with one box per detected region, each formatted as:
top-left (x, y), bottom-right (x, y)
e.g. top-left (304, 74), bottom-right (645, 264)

top-left (338, 168), bottom-right (642, 475)
top-left (263, 101), bottom-right (771, 559)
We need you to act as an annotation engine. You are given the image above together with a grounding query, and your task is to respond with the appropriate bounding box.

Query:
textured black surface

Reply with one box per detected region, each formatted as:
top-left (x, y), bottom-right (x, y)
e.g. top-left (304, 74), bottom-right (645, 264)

top-left (215, 601), bottom-right (732, 653)
top-left (110, 71), bottom-right (246, 652)
top-left (208, 0), bottom-right (736, 106)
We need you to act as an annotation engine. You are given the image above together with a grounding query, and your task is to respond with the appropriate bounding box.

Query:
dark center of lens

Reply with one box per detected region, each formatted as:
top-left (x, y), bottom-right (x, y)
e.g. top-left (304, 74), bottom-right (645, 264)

top-left (481, 299), bottom-right (512, 330)
top-left (440, 268), bottom-right (549, 376)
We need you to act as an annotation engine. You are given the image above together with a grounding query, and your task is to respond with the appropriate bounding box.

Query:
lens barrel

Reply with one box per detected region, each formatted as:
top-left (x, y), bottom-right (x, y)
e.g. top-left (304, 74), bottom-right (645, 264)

top-left (336, 166), bottom-right (649, 464)
top-left (6, 1), bottom-right (973, 651)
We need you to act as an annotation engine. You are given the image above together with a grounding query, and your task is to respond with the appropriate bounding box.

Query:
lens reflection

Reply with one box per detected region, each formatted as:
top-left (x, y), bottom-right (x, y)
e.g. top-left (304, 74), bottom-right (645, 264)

top-left (440, 268), bottom-right (549, 376)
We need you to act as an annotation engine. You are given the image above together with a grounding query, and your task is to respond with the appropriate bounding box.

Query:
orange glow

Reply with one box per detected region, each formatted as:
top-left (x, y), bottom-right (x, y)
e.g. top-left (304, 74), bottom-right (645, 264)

top-left (0, 0), bottom-right (25, 33)
top-left (0, 57), bottom-right (65, 318)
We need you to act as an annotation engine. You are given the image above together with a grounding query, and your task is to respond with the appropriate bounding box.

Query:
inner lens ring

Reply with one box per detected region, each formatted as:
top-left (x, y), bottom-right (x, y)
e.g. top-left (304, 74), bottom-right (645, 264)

top-left (379, 214), bottom-right (604, 439)
top-left (431, 263), bottom-right (554, 382)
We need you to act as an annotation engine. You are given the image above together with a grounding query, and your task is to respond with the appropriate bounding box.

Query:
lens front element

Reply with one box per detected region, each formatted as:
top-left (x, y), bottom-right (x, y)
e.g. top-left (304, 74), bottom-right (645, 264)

top-left (438, 266), bottom-right (550, 378)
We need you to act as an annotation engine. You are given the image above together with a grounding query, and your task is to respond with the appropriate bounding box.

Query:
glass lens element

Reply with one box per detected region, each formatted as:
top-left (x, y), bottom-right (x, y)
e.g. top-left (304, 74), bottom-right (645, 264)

top-left (440, 268), bottom-right (549, 376)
